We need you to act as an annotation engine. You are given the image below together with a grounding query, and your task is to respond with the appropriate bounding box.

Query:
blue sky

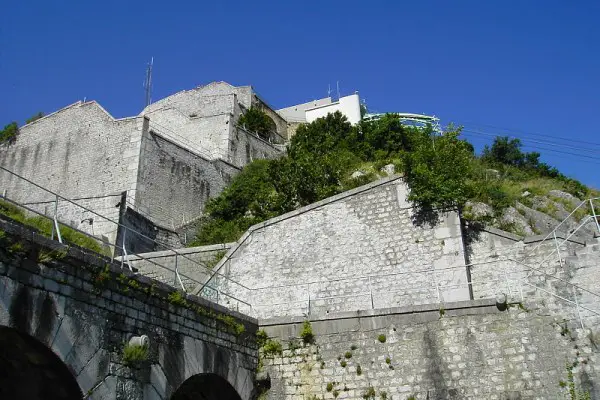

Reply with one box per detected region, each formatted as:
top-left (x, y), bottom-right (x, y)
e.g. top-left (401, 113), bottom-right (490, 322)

top-left (2, 1), bottom-right (599, 187)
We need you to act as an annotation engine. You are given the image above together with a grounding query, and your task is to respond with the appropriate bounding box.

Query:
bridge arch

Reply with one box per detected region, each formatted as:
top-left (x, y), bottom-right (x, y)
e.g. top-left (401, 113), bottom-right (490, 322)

top-left (0, 325), bottom-right (83, 400)
top-left (171, 373), bottom-right (242, 400)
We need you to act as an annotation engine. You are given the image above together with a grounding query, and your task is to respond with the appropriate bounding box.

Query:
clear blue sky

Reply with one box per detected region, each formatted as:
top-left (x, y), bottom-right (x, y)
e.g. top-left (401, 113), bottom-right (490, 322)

top-left (2, 1), bottom-right (599, 187)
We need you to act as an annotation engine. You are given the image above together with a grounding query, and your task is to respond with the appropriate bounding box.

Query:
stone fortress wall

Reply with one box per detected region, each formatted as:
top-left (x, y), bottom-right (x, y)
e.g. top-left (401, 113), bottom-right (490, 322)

top-left (180, 175), bottom-right (600, 329)
top-left (0, 101), bottom-right (144, 245)
top-left (0, 81), bottom-right (286, 252)
top-left (260, 300), bottom-right (600, 400)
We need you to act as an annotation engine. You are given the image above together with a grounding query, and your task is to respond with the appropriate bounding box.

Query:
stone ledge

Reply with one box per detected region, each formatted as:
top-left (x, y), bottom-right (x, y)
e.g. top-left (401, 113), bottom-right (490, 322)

top-left (523, 233), bottom-right (586, 246)
top-left (126, 242), bottom-right (234, 260)
top-left (259, 298), bottom-right (498, 327)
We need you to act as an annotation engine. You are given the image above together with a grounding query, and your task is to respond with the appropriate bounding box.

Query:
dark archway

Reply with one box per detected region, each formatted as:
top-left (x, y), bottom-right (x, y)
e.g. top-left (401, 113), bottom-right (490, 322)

top-left (0, 326), bottom-right (82, 400)
top-left (171, 373), bottom-right (242, 400)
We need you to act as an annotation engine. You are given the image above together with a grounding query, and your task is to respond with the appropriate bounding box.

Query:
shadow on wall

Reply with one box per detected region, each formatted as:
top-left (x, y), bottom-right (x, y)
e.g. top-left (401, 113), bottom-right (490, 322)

top-left (171, 373), bottom-right (242, 400)
top-left (0, 326), bottom-right (83, 400)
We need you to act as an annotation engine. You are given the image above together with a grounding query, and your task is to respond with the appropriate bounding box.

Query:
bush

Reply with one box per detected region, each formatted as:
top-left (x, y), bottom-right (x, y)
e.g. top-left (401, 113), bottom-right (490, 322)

top-left (238, 107), bottom-right (275, 141)
top-left (0, 122), bottom-right (18, 143)
top-left (122, 342), bottom-right (148, 367)
top-left (377, 334), bottom-right (386, 343)
top-left (262, 339), bottom-right (282, 356)
top-left (300, 320), bottom-right (315, 344)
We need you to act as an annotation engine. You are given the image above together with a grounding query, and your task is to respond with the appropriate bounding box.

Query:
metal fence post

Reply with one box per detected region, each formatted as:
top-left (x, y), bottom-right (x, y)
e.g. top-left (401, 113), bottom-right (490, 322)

top-left (590, 199), bottom-right (600, 235)
top-left (553, 232), bottom-right (563, 267)
top-left (52, 194), bottom-right (63, 244)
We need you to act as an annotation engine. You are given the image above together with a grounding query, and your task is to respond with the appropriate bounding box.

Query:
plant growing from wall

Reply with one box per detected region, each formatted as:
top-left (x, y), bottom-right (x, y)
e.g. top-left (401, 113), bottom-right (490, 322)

top-left (362, 386), bottom-right (376, 399)
top-left (122, 342), bottom-right (149, 367)
top-left (300, 320), bottom-right (315, 344)
top-left (560, 361), bottom-right (591, 400)
top-left (377, 334), bottom-right (386, 343)
top-left (25, 112), bottom-right (44, 125)
top-left (262, 339), bottom-right (283, 357)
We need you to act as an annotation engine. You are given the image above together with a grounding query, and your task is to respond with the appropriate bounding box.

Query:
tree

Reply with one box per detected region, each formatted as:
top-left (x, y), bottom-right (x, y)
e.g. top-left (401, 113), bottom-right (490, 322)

top-left (403, 127), bottom-right (474, 210)
top-left (237, 108), bottom-right (275, 141)
top-left (0, 122), bottom-right (19, 143)
top-left (25, 112), bottom-right (44, 125)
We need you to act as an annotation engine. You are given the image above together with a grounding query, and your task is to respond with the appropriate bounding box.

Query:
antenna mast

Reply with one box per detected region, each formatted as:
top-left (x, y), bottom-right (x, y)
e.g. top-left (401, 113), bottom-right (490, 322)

top-left (144, 57), bottom-right (154, 107)
top-left (336, 81), bottom-right (340, 100)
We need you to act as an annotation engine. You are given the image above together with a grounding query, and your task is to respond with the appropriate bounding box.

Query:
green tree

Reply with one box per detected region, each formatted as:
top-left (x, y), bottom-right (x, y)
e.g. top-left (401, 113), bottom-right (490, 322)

top-left (0, 122), bottom-right (19, 143)
top-left (237, 107), bottom-right (275, 141)
top-left (403, 127), bottom-right (474, 210)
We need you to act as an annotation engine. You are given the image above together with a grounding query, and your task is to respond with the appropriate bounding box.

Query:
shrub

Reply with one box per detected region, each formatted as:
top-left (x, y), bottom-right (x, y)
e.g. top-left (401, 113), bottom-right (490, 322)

top-left (300, 320), bottom-right (315, 344)
top-left (344, 351), bottom-right (352, 359)
top-left (326, 382), bottom-right (334, 392)
top-left (377, 334), bottom-right (386, 343)
top-left (262, 339), bottom-right (282, 356)
top-left (237, 107), bottom-right (274, 141)
top-left (256, 329), bottom-right (269, 347)
top-left (122, 342), bottom-right (148, 367)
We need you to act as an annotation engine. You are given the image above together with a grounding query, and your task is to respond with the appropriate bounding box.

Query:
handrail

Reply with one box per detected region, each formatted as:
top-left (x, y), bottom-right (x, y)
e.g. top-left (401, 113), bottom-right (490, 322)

top-left (523, 197), bottom-right (600, 260)
top-left (0, 165), bottom-right (253, 291)
top-left (0, 194), bottom-right (254, 310)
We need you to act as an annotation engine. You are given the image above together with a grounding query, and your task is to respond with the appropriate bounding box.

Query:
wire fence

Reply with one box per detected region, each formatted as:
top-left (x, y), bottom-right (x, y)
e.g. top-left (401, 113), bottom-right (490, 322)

top-left (1, 164), bottom-right (599, 324)
top-left (0, 165), bottom-right (253, 314)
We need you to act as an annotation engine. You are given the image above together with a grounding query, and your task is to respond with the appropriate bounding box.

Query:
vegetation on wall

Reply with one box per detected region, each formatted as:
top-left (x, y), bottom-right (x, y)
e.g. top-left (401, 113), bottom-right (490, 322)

top-left (0, 112), bottom-right (44, 143)
top-left (0, 122), bottom-right (19, 143)
top-left (0, 199), bottom-right (104, 253)
top-left (191, 111), bottom-right (593, 245)
top-left (237, 107), bottom-right (274, 141)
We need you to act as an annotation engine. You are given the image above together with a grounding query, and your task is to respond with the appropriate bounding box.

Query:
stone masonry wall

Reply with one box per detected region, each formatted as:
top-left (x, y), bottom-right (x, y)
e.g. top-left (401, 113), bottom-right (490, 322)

top-left (207, 177), bottom-right (469, 319)
top-left (0, 218), bottom-right (257, 400)
top-left (125, 243), bottom-right (234, 293)
top-left (230, 127), bottom-right (284, 167)
top-left (259, 300), bottom-right (600, 399)
top-left (465, 226), bottom-right (600, 327)
top-left (0, 101), bottom-right (144, 241)
top-left (135, 130), bottom-right (240, 229)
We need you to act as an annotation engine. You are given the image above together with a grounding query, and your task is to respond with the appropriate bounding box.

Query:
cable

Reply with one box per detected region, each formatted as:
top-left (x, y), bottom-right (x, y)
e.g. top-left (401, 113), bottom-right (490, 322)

top-left (456, 120), bottom-right (600, 149)
top-left (461, 128), bottom-right (600, 155)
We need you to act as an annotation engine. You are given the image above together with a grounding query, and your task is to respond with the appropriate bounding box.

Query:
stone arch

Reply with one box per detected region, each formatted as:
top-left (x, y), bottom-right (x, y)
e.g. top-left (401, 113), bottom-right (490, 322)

top-left (0, 325), bottom-right (83, 400)
top-left (170, 373), bottom-right (242, 400)
top-left (150, 336), bottom-right (255, 400)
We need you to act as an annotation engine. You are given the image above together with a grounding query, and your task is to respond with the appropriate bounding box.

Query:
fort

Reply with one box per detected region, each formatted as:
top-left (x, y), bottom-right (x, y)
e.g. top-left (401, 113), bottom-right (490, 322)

top-left (0, 81), bottom-right (599, 399)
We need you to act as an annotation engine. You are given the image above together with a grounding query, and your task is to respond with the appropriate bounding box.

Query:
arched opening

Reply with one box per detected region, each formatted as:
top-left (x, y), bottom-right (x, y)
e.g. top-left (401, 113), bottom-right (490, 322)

top-left (171, 373), bottom-right (242, 400)
top-left (0, 326), bottom-right (82, 400)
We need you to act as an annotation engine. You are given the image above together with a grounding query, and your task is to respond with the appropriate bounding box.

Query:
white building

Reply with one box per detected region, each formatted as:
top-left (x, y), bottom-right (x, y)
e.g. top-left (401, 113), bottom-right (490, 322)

top-left (277, 93), bottom-right (362, 126)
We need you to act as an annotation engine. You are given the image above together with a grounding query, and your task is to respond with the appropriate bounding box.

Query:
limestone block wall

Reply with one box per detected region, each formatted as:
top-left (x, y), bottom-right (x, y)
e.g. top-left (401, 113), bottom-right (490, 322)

top-left (229, 127), bottom-right (284, 167)
top-left (208, 177), bottom-right (470, 318)
top-left (135, 130), bottom-right (240, 229)
top-left (144, 108), bottom-right (232, 160)
top-left (0, 218), bottom-right (258, 400)
top-left (23, 193), bottom-right (123, 247)
top-left (465, 226), bottom-right (600, 326)
top-left (126, 243), bottom-right (234, 293)
top-left (259, 300), bottom-right (600, 399)
top-left (0, 101), bottom-right (144, 241)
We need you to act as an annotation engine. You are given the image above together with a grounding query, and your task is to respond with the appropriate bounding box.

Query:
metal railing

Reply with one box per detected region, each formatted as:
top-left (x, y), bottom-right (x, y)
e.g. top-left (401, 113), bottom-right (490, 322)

top-left (2, 163), bottom-right (599, 324)
top-left (0, 166), bottom-right (253, 314)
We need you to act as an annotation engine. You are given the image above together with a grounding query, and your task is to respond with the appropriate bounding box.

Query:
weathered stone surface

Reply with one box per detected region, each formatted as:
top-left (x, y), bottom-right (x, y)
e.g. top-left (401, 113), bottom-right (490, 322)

top-left (260, 301), bottom-right (600, 400)
top-left (0, 221), bottom-right (257, 400)
top-left (208, 177), bottom-right (469, 318)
